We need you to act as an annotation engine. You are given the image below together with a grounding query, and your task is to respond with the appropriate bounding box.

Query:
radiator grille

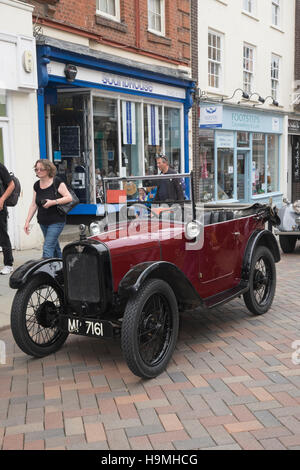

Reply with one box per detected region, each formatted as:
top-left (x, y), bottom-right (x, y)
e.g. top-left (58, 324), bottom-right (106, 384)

top-left (65, 253), bottom-right (100, 303)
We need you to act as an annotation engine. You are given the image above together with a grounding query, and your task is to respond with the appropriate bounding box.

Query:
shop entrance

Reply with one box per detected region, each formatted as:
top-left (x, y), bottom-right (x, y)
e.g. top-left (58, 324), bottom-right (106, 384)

top-left (0, 121), bottom-right (14, 248)
top-left (292, 135), bottom-right (300, 201)
top-left (237, 151), bottom-right (249, 203)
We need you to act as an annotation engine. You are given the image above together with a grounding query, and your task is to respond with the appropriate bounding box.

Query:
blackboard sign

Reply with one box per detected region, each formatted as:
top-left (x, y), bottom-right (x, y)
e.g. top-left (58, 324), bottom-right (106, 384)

top-left (59, 126), bottom-right (80, 157)
top-left (292, 139), bottom-right (300, 183)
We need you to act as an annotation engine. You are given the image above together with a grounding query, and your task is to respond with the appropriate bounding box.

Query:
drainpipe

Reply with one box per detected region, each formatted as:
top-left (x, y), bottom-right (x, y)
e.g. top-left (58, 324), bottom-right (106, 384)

top-left (135, 0), bottom-right (141, 49)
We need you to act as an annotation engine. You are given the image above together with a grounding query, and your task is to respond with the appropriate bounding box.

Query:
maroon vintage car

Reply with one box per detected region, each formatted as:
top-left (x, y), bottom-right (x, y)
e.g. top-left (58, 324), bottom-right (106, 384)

top-left (9, 173), bottom-right (280, 378)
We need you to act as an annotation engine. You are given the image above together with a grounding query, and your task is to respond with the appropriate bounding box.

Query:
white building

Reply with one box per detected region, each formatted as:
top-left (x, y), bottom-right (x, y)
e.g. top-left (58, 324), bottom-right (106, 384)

top-left (196, 0), bottom-right (295, 205)
top-left (0, 0), bottom-right (40, 251)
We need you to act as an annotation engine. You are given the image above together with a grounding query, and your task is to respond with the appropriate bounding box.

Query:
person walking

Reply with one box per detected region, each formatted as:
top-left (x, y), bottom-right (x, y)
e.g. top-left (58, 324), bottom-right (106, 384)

top-left (0, 163), bottom-right (15, 274)
top-left (24, 159), bottom-right (72, 258)
top-left (155, 155), bottom-right (184, 202)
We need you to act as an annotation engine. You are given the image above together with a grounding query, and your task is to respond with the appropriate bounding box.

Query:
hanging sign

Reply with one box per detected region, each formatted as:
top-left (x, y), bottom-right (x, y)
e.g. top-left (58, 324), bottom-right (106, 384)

top-left (199, 105), bottom-right (223, 128)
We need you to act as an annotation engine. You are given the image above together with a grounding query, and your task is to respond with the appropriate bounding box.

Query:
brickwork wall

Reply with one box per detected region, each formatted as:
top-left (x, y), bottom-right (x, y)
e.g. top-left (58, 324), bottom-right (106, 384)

top-left (28, 0), bottom-right (190, 66)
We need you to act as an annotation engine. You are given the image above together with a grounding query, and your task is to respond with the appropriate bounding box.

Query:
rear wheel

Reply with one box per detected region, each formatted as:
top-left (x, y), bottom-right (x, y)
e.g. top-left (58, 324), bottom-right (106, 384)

top-left (121, 279), bottom-right (179, 378)
top-left (11, 274), bottom-right (68, 357)
top-left (243, 246), bottom-right (276, 315)
top-left (279, 235), bottom-right (297, 253)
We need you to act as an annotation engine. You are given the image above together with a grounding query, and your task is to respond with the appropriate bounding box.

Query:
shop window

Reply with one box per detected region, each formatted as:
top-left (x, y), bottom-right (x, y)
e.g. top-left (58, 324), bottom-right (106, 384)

top-left (144, 103), bottom-right (162, 175)
top-left (217, 149), bottom-right (234, 200)
top-left (237, 132), bottom-right (250, 148)
top-left (267, 134), bottom-right (279, 192)
top-left (199, 129), bottom-right (215, 202)
top-left (252, 133), bottom-right (266, 195)
top-left (0, 93), bottom-right (6, 117)
top-left (164, 107), bottom-right (181, 172)
top-left (50, 93), bottom-right (91, 204)
top-left (93, 97), bottom-right (119, 197)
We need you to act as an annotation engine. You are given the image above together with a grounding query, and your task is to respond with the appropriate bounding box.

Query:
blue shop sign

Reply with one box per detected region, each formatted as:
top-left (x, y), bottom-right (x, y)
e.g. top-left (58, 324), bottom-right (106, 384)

top-left (223, 107), bottom-right (283, 134)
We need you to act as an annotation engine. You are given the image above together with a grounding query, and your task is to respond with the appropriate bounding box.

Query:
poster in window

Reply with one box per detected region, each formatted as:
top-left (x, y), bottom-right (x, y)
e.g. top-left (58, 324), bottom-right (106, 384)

top-left (59, 126), bottom-right (80, 158)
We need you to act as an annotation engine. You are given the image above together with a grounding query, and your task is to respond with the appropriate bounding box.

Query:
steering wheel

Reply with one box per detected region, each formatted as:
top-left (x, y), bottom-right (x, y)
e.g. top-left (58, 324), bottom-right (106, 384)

top-left (127, 203), bottom-right (159, 219)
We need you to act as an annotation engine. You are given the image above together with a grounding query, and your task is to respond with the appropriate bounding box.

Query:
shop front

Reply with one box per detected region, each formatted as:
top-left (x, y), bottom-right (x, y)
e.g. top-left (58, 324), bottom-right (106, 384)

top-left (288, 118), bottom-right (300, 202)
top-left (199, 104), bottom-right (283, 206)
top-left (37, 39), bottom-right (194, 219)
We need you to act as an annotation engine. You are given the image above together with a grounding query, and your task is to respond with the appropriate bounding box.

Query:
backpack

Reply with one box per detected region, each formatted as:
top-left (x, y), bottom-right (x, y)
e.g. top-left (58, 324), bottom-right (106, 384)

top-left (1, 173), bottom-right (21, 207)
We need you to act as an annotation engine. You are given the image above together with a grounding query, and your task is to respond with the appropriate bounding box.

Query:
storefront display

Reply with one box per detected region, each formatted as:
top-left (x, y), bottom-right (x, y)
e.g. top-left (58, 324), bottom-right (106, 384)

top-left (37, 39), bottom-right (194, 215)
top-left (199, 104), bottom-right (283, 205)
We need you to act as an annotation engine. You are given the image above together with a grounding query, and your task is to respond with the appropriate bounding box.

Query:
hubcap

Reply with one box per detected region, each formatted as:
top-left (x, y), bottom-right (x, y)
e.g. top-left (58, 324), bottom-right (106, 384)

top-left (253, 257), bottom-right (272, 305)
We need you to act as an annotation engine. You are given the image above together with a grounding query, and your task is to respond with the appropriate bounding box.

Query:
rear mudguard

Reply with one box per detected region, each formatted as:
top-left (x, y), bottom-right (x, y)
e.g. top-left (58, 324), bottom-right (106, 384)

top-left (241, 230), bottom-right (281, 283)
top-left (9, 258), bottom-right (64, 290)
top-left (118, 261), bottom-right (204, 310)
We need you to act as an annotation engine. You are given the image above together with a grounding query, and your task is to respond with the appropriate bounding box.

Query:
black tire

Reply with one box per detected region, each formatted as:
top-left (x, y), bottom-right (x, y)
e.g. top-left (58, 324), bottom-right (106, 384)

top-left (121, 279), bottom-right (179, 378)
top-left (279, 235), bottom-right (297, 253)
top-left (11, 274), bottom-right (68, 357)
top-left (243, 246), bottom-right (276, 316)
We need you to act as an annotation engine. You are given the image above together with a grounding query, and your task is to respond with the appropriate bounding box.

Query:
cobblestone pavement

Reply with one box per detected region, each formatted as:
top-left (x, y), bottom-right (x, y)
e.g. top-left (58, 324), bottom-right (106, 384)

top-left (0, 245), bottom-right (300, 450)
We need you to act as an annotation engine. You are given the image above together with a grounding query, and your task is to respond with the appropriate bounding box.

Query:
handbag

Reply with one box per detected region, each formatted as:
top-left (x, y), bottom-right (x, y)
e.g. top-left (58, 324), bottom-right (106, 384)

top-left (53, 177), bottom-right (80, 215)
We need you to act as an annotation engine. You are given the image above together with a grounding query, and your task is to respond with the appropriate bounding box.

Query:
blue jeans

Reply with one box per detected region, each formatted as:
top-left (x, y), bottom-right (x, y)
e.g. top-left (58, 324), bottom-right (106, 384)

top-left (39, 222), bottom-right (65, 258)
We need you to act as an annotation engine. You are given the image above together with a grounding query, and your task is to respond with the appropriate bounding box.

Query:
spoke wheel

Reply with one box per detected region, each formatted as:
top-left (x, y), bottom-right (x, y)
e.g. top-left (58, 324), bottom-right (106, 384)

top-left (11, 275), bottom-right (68, 357)
top-left (243, 246), bottom-right (276, 315)
top-left (121, 279), bottom-right (179, 378)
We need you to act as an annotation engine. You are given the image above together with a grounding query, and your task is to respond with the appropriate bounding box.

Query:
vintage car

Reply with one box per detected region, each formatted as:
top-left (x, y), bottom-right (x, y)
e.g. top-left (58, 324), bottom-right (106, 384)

top-left (274, 198), bottom-right (300, 253)
top-left (9, 174), bottom-right (281, 379)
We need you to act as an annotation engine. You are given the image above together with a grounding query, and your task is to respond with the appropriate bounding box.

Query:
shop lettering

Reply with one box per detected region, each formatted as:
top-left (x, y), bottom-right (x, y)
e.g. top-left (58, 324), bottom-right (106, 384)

top-left (232, 112), bottom-right (260, 125)
top-left (102, 75), bottom-right (153, 93)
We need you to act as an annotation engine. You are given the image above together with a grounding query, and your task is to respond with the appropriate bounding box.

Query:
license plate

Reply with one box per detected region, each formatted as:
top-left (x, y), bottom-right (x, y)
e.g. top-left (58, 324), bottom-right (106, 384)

top-left (61, 316), bottom-right (113, 338)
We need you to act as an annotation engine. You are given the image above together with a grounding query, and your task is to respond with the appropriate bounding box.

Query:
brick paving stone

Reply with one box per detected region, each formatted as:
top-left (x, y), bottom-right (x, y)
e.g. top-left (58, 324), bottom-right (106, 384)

top-left (65, 417), bottom-right (84, 436)
top-left (84, 422), bottom-right (106, 443)
top-left (260, 438), bottom-right (287, 450)
top-left (2, 433), bottom-right (24, 450)
top-left (106, 428), bottom-right (130, 450)
top-left (24, 440), bottom-right (45, 450)
top-left (159, 413), bottom-right (183, 431)
top-left (231, 431), bottom-right (264, 450)
top-left (129, 435), bottom-right (153, 450)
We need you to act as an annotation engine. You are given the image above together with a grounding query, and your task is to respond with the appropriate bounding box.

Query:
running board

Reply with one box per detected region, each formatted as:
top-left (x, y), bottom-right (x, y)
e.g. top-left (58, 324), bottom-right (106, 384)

top-left (204, 285), bottom-right (248, 309)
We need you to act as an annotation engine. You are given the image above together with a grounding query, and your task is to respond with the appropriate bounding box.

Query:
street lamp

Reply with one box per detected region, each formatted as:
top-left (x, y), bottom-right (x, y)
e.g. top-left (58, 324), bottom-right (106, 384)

top-left (264, 95), bottom-right (279, 106)
top-left (250, 92), bottom-right (265, 104)
top-left (221, 88), bottom-right (250, 102)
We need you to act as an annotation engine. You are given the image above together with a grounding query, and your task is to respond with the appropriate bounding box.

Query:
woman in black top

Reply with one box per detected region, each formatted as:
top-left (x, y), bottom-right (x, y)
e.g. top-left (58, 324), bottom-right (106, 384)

top-left (24, 159), bottom-right (72, 258)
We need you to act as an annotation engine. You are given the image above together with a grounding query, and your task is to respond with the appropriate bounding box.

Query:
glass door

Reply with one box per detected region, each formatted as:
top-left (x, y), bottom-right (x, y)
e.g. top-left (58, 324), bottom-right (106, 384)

top-left (237, 151), bottom-right (249, 202)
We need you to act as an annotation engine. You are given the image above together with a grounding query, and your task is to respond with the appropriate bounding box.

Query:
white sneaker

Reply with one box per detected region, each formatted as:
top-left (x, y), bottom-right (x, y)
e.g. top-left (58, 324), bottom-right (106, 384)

top-left (0, 266), bottom-right (13, 275)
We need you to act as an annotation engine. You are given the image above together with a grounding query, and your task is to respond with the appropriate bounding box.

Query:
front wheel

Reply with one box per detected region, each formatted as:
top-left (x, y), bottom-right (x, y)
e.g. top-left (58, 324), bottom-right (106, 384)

top-left (11, 274), bottom-right (68, 357)
top-left (279, 235), bottom-right (297, 253)
top-left (121, 279), bottom-right (179, 378)
top-left (243, 246), bottom-right (276, 316)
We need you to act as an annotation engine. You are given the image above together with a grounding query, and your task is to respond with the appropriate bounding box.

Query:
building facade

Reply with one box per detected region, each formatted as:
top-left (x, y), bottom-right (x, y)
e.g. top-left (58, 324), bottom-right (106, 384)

top-left (26, 0), bottom-right (193, 218)
top-left (0, 0), bottom-right (40, 250)
top-left (194, 0), bottom-right (295, 206)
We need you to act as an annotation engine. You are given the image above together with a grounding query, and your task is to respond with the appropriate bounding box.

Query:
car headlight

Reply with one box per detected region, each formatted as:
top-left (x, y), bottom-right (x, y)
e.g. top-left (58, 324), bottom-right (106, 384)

top-left (185, 220), bottom-right (202, 240)
top-left (293, 200), bottom-right (300, 214)
top-left (89, 222), bottom-right (101, 236)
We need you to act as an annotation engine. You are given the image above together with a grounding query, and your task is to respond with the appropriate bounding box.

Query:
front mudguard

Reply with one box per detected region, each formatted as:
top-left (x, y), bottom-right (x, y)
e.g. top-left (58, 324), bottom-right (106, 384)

top-left (241, 230), bottom-right (280, 283)
top-left (9, 258), bottom-right (64, 291)
top-left (118, 261), bottom-right (204, 310)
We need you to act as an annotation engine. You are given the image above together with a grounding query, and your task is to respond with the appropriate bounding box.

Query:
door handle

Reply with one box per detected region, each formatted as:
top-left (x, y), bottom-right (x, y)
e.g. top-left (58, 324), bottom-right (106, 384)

top-left (233, 232), bottom-right (241, 237)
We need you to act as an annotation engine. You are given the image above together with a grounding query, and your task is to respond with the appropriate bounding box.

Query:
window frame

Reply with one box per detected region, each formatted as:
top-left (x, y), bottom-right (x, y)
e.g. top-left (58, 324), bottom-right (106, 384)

top-left (96, 0), bottom-right (120, 22)
top-left (148, 0), bottom-right (166, 37)
top-left (272, 0), bottom-right (280, 27)
top-left (271, 54), bottom-right (280, 101)
top-left (243, 43), bottom-right (255, 94)
top-left (208, 29), bottom-right (223, 91)
top-left (242, 0), bottom-right (255, 15)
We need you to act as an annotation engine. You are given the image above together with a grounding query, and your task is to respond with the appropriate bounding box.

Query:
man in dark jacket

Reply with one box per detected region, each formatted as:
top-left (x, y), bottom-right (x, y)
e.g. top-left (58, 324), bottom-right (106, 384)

top-left (155, 155), bottom-right (184, 202)
top-left (0, 163), bottom-right (15, 274)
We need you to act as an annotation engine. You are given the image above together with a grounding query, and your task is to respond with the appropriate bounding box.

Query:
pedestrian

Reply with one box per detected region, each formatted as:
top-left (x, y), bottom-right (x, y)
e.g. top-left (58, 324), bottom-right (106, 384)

top-left (155, 155), bottom-right (184, 202)
top-left (24, 159), bottom-right (72, 258)
top-left (0, 163), bottom-right (15, 274)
